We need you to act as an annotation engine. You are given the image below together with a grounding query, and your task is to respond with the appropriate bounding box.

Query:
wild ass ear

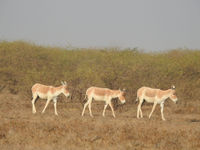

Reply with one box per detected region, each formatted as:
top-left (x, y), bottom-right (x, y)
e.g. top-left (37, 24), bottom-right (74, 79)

top-left (61, 81), bottom-right (64, 85)
top-left (64, 81), bottom-right (67, 86)
top-left (171, 85), bottom-right (175, 90)
top-left (122, 88), bottom-right (126, 92)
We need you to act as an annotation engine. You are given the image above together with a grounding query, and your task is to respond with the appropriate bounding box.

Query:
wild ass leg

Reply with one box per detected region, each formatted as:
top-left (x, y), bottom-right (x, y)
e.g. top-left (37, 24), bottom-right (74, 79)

top-left (160, 102), bottom-right (166, 121)
top-left (137, 98), bottom-right (143, 118)
top-left (139, 106), bottom-right (143, 118)
top-left (149, 102), bottom-right (157, 119)
top-left (32, 94), bottom-right (38, 114)
top-left (53, 98), bottom-right (58, 116)
top-left (109, 102), bottom-right (116, 118)
top-left (139, 99), bottom-right (144, 118)
top-left (42, 98), bottom-right (51, 114)
top-left (81, 100), bottom-right (89, 116)
top-left (102, 103), bottom-right (108, 117)
top-left (88, 98), bottom-right (93, 118)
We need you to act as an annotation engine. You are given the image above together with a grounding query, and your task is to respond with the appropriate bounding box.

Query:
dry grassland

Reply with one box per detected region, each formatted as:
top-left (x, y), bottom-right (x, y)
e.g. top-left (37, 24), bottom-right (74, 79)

top-left (0, 90), bottom-right (199, 150)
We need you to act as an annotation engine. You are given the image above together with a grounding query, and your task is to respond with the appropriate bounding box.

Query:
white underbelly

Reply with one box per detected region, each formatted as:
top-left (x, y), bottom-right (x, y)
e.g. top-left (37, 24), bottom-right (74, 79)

top-left (37, 93), bottom-right (48, 99)
top-left (144, 96), bottom-right (155, 103)
top-left (92, 95), bottom-right (108, 101)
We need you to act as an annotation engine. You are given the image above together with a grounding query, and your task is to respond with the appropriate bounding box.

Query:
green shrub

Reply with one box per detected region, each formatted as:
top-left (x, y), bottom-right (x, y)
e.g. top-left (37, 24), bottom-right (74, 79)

top-left (0, 41), bottom-right (200, 104)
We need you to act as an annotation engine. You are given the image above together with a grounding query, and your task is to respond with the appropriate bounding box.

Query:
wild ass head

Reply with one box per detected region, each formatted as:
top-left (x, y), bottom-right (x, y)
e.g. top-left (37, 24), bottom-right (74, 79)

top-left (61, 81), bottom-right (70, 98)
top-left (118, 88), bottom-right (126, 104)
top-left (169, 85), bottom-right (178, 103)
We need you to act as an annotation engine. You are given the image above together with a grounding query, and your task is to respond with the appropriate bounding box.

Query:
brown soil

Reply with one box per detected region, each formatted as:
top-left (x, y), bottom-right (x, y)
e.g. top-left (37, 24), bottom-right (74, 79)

top-left (0, 91), bottom-right (199, 150)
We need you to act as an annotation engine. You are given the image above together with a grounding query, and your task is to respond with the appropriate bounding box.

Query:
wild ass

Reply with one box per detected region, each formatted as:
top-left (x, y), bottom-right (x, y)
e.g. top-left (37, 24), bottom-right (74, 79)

top-left (136, 85), bottom-right (178, 121)
top-left (31, 81), bottom-right (70, 115)
top-left (81, 87), bottom-right (126, 118)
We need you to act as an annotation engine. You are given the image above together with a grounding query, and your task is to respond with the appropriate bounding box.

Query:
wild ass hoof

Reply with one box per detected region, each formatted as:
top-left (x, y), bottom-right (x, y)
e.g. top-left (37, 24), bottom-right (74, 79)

top-left (148, 116), bottom-right (151, 119)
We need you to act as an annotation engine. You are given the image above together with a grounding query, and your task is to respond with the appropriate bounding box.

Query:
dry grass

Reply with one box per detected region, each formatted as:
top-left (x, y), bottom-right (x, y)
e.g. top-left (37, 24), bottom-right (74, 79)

top-left (0, 91), bottom-right (199, 150)
top-left (0, 41), bottom-right (200, 149)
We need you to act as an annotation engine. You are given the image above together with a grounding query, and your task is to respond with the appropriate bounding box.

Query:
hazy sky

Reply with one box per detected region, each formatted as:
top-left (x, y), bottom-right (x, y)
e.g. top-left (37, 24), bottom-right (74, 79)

top-left (0, 0), bottom-right (200, 51)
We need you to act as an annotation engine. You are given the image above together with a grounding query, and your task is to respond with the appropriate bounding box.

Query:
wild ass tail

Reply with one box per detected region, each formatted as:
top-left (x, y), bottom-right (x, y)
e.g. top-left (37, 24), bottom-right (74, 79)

top-left (135, 97), bottom-right (139, 104)
top-left (83, 94), bottom-right (88, 103)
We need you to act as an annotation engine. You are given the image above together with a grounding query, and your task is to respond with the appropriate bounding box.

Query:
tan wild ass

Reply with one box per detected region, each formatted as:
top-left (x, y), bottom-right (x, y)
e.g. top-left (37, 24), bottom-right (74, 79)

top-left (81, 87), bottom-right (126, 118)
top-left (136, 85), bottom-right (178, 121)
top-left (31, 81), bottom-right (70, 115)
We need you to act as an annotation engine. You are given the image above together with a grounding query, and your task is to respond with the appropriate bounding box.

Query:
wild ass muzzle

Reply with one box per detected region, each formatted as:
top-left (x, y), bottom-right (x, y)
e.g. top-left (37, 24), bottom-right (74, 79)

top-left (31, 81), bottom-right (70, 115)
top-left (136, 85), bottom-right (178, 121)
top-left (81, 87), bottom-right (126, 118)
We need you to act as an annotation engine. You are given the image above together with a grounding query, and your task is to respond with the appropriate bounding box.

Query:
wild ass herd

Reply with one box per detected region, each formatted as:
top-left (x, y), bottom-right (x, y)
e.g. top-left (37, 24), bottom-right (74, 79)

top-left (31, 81), bottom-right (178, 121)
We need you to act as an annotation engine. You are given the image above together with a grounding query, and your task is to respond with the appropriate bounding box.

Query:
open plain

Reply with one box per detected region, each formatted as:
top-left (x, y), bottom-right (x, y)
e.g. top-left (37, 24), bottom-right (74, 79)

top-left (0, 90), bottom-right (199, 150)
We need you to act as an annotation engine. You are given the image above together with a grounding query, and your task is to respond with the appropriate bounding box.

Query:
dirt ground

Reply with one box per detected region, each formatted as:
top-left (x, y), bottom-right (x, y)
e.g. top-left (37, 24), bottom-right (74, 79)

top-left (0, 91), bottom-right (200, 150)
